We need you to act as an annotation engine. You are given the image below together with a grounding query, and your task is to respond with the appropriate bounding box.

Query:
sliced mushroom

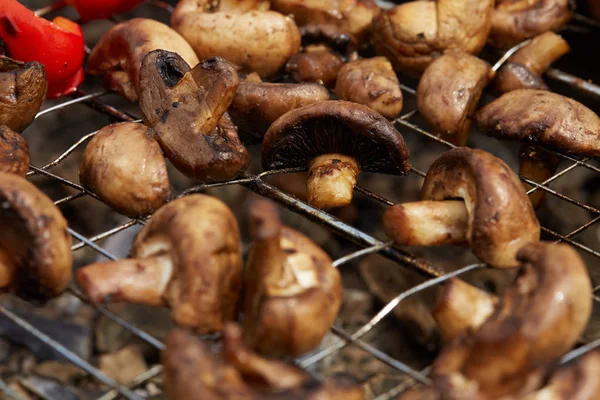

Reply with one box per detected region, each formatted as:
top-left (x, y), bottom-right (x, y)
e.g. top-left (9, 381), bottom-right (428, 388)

top-left (76, 195), bottom-right (242, 333)
top-left (171, 0), bottom-right (300, 78)
top-left (0, 173), bottom-right (72, 302)
top-left (518, 144), bottom-right (561, 209)
top-left (0, 126), bottom-right (30, 177)
top-left (79, 122), bottom-right (170, 217)
top-left (87, 18), bottom-right (199, 101)
top-left (242, 198), bottom-right (341, 357)
top-left (417, 52), bottom-right (493, 145)
top-left (0, 56), bottom-right (47, 132)
top-left (163, 323), bottom-right (365, 400)
top-left (383, 147), bottom-right (540, 268)
top-left (262, 100), bottom-right (411, 209)
top-left (432, 242), bottom-right (592, 399)
top-left (475, 89), bottom-right (600, 157)
top-left (490, 0), bottom-right (573, 49)
top-left (229, 82), bottom-right (329, 139)
top-left (494, 32), bottom-right (570, 94)
top-left (335, 57), bottom-right (403, 120)
top-left (139, 50), bottom-right (249, 182)
top-left (372, 0), bottom-right (494, 76)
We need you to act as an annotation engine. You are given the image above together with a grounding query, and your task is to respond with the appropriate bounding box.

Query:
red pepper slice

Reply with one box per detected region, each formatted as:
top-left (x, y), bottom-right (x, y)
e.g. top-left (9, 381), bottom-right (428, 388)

top-left (67, 0), bottom-right (146, 22)
top-left (0, 0), bottom-right (85, 98)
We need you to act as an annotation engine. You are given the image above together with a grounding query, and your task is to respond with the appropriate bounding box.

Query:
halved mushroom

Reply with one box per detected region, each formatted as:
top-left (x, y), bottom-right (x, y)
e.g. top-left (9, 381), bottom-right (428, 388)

top-left (242, 198), bottom-right (341, 357)
top-left (383, 147), bottom-right (540, 268)
top-left (335, 57), bottom-right (403, 120)
top-left (139, 50), bottom-right (249, 182)
top-left (490, 0), bottom-right (573, 49)
top-left (0, 56), bottom-right (47, 132)
top-left (518, 144), bottom-right (561, 209)
top-left (76, 195), bottom-right (242, 333)
top-left (163, 323), bottom-right (365, 400)
top-left (0, 126), bottom-right (30, 177)
top-left (417, 52), bottom-right (493, 145)
top-left (262, 100), bottom-right (411, 209)
top-left (87, 18), bottom-right (199, 101)
top-left (432, 242), bottom-right (592, 399)
top-left (0, 173), bottom-right (72, 302)
top-left (171, 0), bottom-right (300, 78)
top-left (79, 122), bottom-right (170, 217)
top-left (475, 89), bottom-right (600, 157)
top-left (494, 32), bottom-right (570, 94)
top-left (372, 0), bottom-right (494, 76)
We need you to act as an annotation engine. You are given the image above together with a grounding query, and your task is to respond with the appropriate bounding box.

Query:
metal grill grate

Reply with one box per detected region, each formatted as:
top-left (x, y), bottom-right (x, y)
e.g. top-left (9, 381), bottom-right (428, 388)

top-left (2, 1), bottom-right (600, 399)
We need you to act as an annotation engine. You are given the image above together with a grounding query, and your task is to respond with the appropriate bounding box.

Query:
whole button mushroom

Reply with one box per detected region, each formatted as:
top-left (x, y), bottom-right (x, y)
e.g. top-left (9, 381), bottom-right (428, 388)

top-left (87, 18), bottom-right (199, 101)
top-left (262, 100), bottom-right (411, 209)
top-left (79, 122), bottom-right (170, 217)
top-left (417, 52), bottom-right (493, 146)
top-left (383, 148), bottom-right (540, 268)
top-left (242, 199), bottom-right (342, 357)
top-left (76, 195), bottom-right (243, 333)
top-left (139, 50), bottom-right (250, 182)
top-left (0, 56), bottom-right (47, 133)
top-left (0, 126), bottom-right (30, 177)
top-left (0, 173), bottom-right (72, 303)
top-left (171, 0), bottom-right (301, 79)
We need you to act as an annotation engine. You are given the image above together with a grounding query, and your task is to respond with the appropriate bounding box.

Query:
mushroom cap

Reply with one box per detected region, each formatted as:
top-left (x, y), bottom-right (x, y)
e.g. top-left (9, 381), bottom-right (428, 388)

top-left (534, 350), bottom-right (600, 400)
top-left (262, 100), bottom-right (411, 174)
top-left (0, 56), bottom-right (47, 133)
top-left (0, 173), bottom-right (72, 302)
top-left (299, 23), bottom-right (357, 58)
top-left (421, 147), bottom-right (540, 268)
top-left (0, 126), bottom-right (30, 177)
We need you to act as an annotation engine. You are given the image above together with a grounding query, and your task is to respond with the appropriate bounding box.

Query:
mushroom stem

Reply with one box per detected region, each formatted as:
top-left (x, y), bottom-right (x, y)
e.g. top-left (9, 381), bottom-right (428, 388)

top-left (383, 201), bottom-right (469, 246)
top-left (307, 154), bottom-right (359, 209)
top-left (76, 256), bottom-right (172, 305)
top-left (0, 246), bottom-right (14, 289)
top-left (519, 144), bottom-right (560, 209)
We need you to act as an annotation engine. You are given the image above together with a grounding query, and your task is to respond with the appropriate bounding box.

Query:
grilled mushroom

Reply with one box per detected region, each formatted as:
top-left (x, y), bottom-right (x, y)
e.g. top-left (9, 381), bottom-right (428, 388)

top-left (76, 195), bottom-right (242, 333)
top-left (475, 89), bottom-right (600, 157)
top-left (139, 50), bottom-right (249, 182)
top-left (372, 0), bottom-right (494, 76)
top-left (0, 126), bottom-right (30, 177)
top-left (262, 100), bottom-right (411, 209)
top-left (171, 0), bottom-right (300, 78)
top-left (335, 57), bottom-right (403, 119)
top-left (417, 52), bottom-right (493, 145)
top-left (79, 122), bottom-right (170, 217)
top-left (0, 56), bottom-right (47, 132)
top-left (163, 324), bottom-right (365, 400)
top-left (242, 198), bottom-right (341, 357)
top-left (383, 148), bottom-right (540, 268)
top-left (87, 18), bottom-right (199, 101)
top-left (518, 144), bottom-right (561, 209)
top-left (432, 242), bottom-right (592, 399)
top-left (0, 173), bottom-right (72, 302)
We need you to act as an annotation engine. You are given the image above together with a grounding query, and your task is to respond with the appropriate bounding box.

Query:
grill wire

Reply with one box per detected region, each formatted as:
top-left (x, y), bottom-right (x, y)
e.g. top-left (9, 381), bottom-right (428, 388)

top-left (2, 2), bottom-right (600, 399)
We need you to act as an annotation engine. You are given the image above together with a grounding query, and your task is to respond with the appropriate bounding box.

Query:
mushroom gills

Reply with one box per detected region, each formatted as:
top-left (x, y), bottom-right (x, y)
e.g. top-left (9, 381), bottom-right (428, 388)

top-left (307, 154), bottom-right (359, 209)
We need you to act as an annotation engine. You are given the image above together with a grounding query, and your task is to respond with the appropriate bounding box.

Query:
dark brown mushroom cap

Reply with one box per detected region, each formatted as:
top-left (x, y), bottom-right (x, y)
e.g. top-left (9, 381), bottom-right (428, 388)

top-left (262, 100), bottom-right (411, 174)
top-left (299, 23), bottom-right (357, 58)
top-left (0, 173), bottom-right (72, 302)
top-left (421, 147), bottom-right (540, 268)
top-left (0, 56), bottom-right (47, 133)
top-left (0, 126), bottom-right (30, 177)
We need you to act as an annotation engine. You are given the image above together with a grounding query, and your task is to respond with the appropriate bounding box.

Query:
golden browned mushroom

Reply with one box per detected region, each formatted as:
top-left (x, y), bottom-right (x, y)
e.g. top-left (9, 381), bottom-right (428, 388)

top-left (171, 0), bottom-right (300, 78)
top-left (494, 32), bottom-right (570, 94)
top-left (76, 195), bottom-right (242, 333)
top-left (490, 0), bottom-right (573, 49)
top-left (262, 100), bottom-right (411, 209)
top-left (335, 57), bottom-right (403, 120)
top-left (372, 0), bottom-right (494, 76)
top-left (139, 50), bottom-right (250, 182)
top-left (475, 89), bottom-right (600, 157)
top-left (383, 148), bottom-right (540, 268)
top-left (163, 323), bottom-right (365, 400)
top-left (242, 198), bottom-right (341, 357)
top-left (87, 18), bottom-right (199, 101)
top-left (417, 52), bottom-right (493, 145)
top-left (0, 126), bottom-right (30, 177)
top-left (0, 173), bottom-right (72, 302)
top-left (0, 56), bottom-right (47, 132)
top-left (79, 122), bottom-right (170, 217)
top-left (518, 144), bottom-right (562, 209)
